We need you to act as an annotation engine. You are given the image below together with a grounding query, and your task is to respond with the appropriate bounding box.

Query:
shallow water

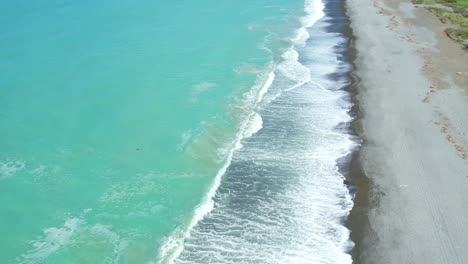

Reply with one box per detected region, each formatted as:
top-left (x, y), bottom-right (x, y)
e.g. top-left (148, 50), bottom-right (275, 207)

top-left (0, 0), bottom-right (356, 263)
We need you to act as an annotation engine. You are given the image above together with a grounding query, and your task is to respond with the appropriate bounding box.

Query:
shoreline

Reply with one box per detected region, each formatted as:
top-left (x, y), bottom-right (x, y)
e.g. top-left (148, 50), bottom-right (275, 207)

top-left (340, 0), bottom-right (370, 262)
top-left (345, 0), bottom-right (468, 263)
top-left (164, 1), bottom-right (355, 262)
top-left (322, 0), bottom-right (370, 261)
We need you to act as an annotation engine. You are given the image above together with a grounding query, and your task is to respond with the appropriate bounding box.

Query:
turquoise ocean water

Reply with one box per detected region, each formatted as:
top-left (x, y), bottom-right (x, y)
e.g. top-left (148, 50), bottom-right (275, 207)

top-left (0, 0), bottom-right (356, 263)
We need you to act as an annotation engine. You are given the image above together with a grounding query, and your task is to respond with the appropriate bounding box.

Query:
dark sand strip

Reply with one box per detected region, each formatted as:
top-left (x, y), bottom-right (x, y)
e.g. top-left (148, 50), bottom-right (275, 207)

top-left (340, 1), bottom-right (372, 262)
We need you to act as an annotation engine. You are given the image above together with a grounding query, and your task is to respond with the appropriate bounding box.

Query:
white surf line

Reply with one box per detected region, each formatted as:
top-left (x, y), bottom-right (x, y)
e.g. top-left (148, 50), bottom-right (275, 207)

top-left (158, 0), bottom-right (327, 261)
top-left (277, 0), bottom-right (325, 94)
top-left (157, 72), bottom-right (276, 264)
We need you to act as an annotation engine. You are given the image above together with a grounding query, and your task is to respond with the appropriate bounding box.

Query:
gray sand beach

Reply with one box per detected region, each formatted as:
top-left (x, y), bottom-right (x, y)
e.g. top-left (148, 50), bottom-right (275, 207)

top-left (346, 0), bottom-right (468, 263)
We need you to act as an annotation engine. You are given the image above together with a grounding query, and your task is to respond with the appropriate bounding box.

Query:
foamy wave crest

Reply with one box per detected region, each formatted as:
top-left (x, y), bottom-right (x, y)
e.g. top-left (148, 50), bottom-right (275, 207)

top-left (157, 71), bottom-right (275, 264)
top-left (256, 72), bottom-right (275, 104)
top-left (242, 113), bottom-right (263, 139)
top-left (293, 0), bottom-right (325, 47)
top-left (275, 0), bottom-right (325, 94)
top-left (278, 48), bottom-right (311, 91)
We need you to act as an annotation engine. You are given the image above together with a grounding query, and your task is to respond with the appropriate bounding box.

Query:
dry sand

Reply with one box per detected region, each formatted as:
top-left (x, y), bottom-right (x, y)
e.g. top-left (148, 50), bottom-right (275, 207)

top-left (346, 0), bottom-right (468, 263)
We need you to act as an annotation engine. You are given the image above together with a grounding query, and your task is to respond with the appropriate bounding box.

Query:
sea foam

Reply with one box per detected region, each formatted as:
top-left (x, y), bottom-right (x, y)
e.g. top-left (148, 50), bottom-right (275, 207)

top-left (157, 70), bottom-right (275, 264)
top-left (0, 159), bottom-right (25, 181)
top-left (19, 218), bottom-right (83, 264)
top-left (159, 0), bottom-right (357, 263)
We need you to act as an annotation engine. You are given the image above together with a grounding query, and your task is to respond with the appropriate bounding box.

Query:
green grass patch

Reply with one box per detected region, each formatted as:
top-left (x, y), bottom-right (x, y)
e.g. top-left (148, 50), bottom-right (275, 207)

top-left (427, 7), bottom-right (468, 27)
top-left (427, 7), bottom-right (468, 45)
top-left (456, 0), bottom-right (468, 8)
top-left (414, 0), bottom-right (468, 45)
top-left (414, 0), bottom-right (468, 8)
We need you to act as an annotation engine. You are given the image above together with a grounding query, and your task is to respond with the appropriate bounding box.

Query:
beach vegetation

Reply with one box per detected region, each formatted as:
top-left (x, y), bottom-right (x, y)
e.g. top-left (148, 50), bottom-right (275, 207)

top-left (426, 6), bottom-right (468, 45)
top-left (427, 7), bottom-right (468, 26)
top-left (414, 0), bottom-right (468, 8)
top-left (456, 0), bottom-right (468, 8)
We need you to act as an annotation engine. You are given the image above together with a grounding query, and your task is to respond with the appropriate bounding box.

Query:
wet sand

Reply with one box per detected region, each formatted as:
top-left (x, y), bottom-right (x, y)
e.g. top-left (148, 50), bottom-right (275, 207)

top-left (345, 0), bottom-right (468, 263)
